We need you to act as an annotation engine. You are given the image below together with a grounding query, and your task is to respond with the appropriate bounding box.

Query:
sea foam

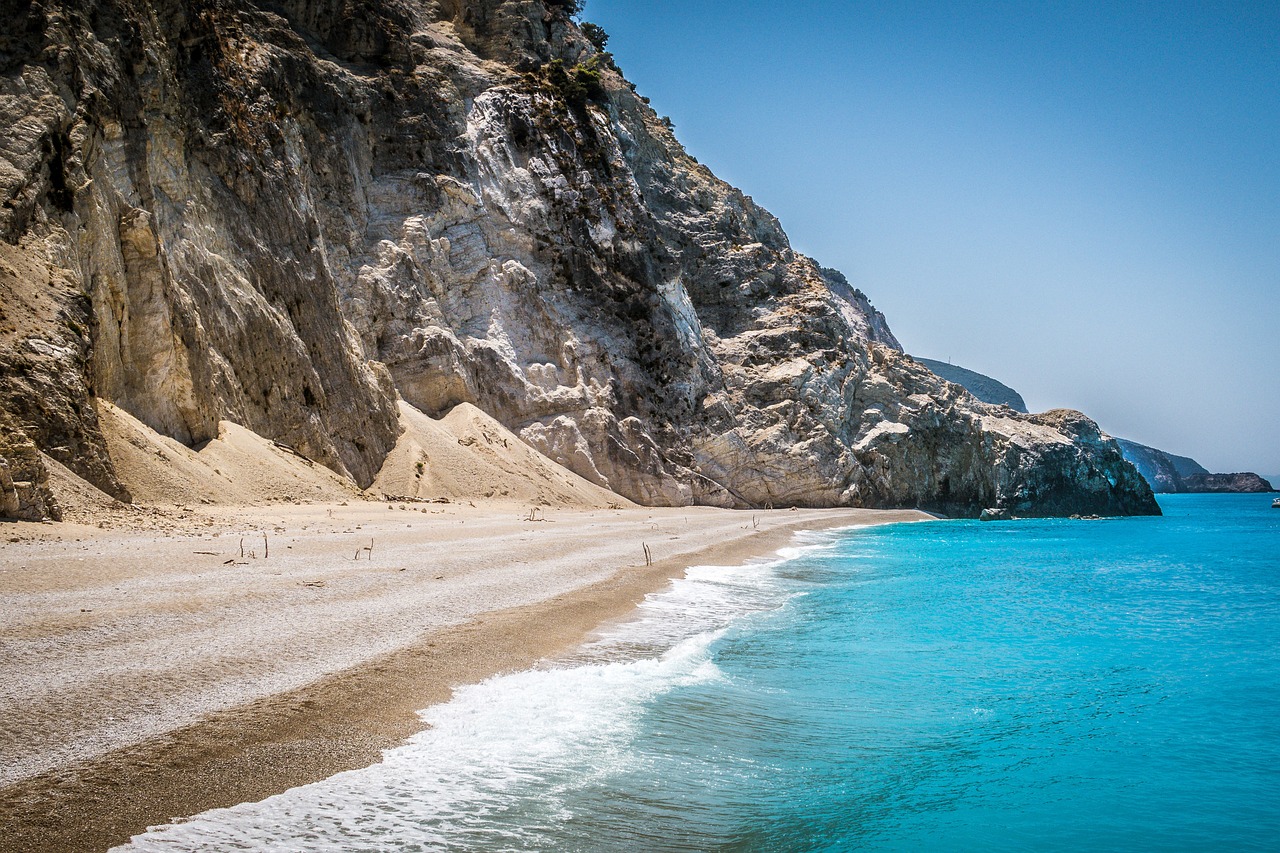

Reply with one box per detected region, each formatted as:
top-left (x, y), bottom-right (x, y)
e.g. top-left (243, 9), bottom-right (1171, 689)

top-left (114, 532), bottom-right (839, 852)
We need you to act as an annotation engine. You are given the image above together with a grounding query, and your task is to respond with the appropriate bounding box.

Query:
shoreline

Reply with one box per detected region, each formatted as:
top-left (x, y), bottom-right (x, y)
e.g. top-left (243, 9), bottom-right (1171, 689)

top-left (0, 504), bottom-right (929, 853)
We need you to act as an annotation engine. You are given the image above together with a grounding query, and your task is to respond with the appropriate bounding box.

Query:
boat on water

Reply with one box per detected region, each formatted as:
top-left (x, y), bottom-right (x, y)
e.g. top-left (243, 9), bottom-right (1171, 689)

top-left (1273, 497), bottom-right (1280, 508)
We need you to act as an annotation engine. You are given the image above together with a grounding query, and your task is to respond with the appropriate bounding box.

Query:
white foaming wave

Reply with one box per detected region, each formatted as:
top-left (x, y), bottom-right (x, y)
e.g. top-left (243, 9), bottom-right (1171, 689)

top-left (575, 527), bottom-right (848, 660)
top-left (114, 531), bottom-right (846, 852)
top-left (576, 559), bottom-right (790, 661)
top-left (116, 631), bottom-right (726, 852)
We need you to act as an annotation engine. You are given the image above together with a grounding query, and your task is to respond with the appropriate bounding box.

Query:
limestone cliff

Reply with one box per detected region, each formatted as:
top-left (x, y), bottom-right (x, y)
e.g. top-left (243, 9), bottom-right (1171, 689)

top-left (0, 0), bottom-right (1159, 520)
top-left (1115, 438), bottom-right (1187, 493)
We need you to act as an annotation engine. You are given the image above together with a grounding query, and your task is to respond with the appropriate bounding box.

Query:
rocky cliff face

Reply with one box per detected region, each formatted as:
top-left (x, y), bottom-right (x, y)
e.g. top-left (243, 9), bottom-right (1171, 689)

top-left (1165, 451), bottom-right (1211, 480)
top-left (1115, 438), bottom-right (1186, 493)
top-left (0, 0), bottom-right (1159, 520)
top-left (1116, 438), bottom-right (1272, 494)
top-left (1181, 473), bottom-right (1275, 494)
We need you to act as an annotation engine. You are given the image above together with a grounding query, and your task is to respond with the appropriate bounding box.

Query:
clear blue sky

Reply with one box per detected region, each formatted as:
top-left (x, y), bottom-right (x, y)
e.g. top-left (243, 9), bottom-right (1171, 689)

top-left (585, 0), bottom-right (1280, 476)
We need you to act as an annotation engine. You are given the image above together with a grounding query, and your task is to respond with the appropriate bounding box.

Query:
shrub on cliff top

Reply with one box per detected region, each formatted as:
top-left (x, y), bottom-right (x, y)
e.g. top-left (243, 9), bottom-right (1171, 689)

top-left (580, 22), bottom-right (620, 74)
top-left (545, 57), bottom-right (607, 108)
top-left (581, 22), bottom-right (609, 51)
top-left (546, 0), bottom-right (583, 16)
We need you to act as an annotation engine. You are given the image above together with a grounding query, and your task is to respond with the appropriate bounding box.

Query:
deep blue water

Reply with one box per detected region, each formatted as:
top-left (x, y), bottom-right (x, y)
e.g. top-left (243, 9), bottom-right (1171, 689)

top-left (121, 494), bottom-right (1280, 852)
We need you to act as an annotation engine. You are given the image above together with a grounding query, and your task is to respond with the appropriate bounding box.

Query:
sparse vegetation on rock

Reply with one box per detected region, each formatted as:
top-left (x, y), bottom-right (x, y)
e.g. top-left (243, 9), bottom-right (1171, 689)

top-left (0, 0), bottom-right (1159, 519)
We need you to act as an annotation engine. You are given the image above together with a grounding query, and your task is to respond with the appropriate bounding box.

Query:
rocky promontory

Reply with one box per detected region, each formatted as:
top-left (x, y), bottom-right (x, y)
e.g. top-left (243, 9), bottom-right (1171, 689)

top-left (913, 362), bottom-right (1268, 497)
top-left (0, 0), bottom-right (1158, 521)
top-left (1116, 439), bottom-right (1273, 494)
top-left (1180, 473), bottom-right (1276, 493)
top-left (1114, 438), bottom-right (1200, 493)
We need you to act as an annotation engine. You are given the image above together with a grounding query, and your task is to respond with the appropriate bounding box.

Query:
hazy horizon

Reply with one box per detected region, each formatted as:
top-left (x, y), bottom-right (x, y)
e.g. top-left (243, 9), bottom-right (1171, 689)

top-left (588, 0), bottom-right (1279, 474)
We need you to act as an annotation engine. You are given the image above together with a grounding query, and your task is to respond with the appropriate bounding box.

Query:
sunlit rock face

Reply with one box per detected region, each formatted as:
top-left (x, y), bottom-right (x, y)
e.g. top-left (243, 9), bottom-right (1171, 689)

top-left (0, 0), bottom-right (1158, 519)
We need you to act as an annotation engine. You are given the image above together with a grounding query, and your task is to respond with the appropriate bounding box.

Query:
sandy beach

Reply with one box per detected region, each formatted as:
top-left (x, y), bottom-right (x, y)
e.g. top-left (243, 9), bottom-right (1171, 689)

top-left (0, 500), bottom-right (928, 852)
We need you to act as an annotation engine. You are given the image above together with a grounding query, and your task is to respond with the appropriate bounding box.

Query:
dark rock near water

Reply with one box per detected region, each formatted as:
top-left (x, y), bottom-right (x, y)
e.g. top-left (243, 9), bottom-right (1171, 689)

top-left (908, 358), bottom-right (1265, 499)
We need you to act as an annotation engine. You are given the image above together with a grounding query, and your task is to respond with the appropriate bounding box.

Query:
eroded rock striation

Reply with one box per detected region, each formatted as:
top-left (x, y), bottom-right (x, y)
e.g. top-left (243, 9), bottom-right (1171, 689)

top-left (0, 0), bottom-right (1159, 520)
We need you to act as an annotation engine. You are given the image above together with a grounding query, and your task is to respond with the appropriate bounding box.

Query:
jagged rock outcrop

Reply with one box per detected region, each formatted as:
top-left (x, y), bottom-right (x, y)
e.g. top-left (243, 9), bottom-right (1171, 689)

top-left (0, 0), bottom-right (1159, 520)
top-left (0, 409), bottom-right (59, 520)
top-left (1, 0), bottom-right (401, 516)
top-left (909, 362), bottom-right (1266, 498)
top-left (915, 357), bottom-right (1028, 413)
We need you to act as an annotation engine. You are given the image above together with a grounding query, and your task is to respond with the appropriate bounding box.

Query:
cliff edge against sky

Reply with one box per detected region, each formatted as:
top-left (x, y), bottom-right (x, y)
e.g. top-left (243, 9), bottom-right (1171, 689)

top-left (0, 0), bottom-right (1158, 521)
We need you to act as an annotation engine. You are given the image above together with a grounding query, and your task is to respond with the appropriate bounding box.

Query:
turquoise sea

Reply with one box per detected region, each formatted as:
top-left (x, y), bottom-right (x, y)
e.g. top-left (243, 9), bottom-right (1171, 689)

top-left (119, 494), bottom-right (1280, 852)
